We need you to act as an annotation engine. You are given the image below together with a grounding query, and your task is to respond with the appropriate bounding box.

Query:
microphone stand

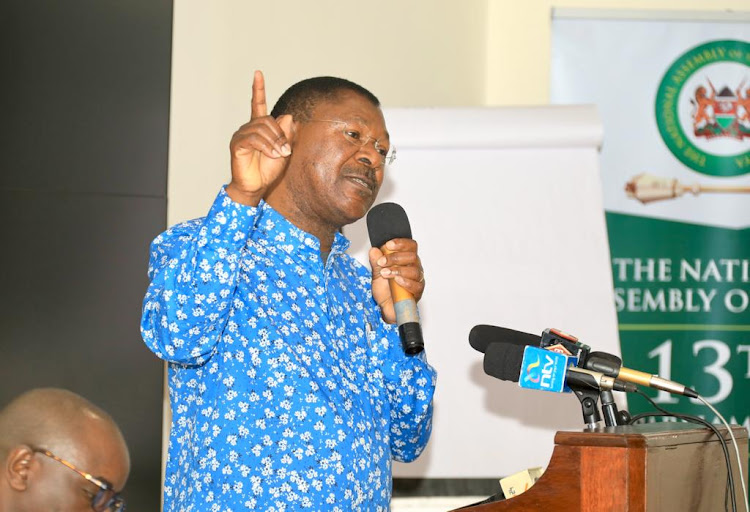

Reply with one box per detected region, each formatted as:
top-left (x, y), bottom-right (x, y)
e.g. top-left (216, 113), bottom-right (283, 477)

top-left (599, 389), bottom-right (632, 426)
top-left (570, 386), bottom-right (601, 429)
top-left (599, 389), bottom-right (620, 426)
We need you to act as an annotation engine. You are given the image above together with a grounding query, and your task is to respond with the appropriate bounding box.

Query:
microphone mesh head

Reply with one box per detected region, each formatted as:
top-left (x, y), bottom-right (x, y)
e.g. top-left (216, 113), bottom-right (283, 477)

top-left (483, 343), bottom-right (526, 383)
top-left (367, 202), bottom-right (412, 248)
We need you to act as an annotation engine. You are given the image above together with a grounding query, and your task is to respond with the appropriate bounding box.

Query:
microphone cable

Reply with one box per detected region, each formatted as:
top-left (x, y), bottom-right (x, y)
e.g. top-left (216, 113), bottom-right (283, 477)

top-left (696, 394), bottom-right (749, 512)
top-left (628, 389), bottom-right (747, 512)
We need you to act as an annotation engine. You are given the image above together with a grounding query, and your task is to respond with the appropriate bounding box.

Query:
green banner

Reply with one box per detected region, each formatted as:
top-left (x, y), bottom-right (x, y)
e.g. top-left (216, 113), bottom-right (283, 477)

top-left (552, 21), bottom-right (750, 495)
top-left (608, 212), bottom-right (749, 427)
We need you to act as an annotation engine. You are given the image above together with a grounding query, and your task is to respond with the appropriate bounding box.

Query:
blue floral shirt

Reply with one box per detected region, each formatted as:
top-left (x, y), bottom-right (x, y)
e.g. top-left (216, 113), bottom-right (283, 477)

top-left (141, 187), bottom-right (436, 511)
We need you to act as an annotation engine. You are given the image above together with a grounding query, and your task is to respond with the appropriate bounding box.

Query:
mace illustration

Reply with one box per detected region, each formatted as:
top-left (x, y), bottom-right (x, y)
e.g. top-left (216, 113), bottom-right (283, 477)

top-left (625, 173), bottom-right (750, 204)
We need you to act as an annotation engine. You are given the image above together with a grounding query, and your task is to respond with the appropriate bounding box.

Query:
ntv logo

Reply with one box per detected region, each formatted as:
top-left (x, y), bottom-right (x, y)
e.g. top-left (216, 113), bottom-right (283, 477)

top-left (540, 353), bottom-right (558, 389)
top-left (520, 347), bottom-right (569, 393)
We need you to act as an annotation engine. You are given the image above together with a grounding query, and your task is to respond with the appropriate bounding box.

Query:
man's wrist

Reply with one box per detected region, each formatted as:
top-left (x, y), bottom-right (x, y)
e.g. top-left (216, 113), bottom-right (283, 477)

top-left (226, 182), bottom-right (263, 206)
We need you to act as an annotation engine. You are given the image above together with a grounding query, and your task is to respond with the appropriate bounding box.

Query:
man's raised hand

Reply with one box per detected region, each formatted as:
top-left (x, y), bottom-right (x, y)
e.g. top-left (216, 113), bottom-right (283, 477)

top-left (226, 70), bottom-right (294, 206)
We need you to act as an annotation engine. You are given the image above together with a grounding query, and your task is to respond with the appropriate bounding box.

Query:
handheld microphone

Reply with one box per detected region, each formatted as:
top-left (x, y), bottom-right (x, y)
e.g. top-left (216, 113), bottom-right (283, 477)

top-left (483, 343), bottom-right (636, 394)
top-left (367, 202), bottom-right (423, 355)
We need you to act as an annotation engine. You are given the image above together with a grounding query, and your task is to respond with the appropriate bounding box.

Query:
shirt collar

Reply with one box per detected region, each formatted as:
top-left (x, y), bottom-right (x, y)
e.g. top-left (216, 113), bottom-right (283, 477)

top-left (255, 201), bottom-right (351, 257)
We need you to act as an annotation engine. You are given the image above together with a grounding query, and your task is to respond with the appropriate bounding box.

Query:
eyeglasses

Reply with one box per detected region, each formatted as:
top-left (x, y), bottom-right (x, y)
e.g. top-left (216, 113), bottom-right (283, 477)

top-left (32, 448), bottom-right (126, 512)
top-left (306, 119), bottom-right (396, 166)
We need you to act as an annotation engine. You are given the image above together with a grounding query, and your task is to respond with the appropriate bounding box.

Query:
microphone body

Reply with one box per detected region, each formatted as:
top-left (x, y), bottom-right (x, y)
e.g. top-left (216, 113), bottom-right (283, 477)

top-left (367, 203), bottom-right (424, 355)
top-left (384, 242), bottom-right (423, 354)
top-left (567, 367), bottom-right (637, 394)
top-left (584, 352), bottom-right (699, 398)
top-left (539, 328), bottom-right (590, 363)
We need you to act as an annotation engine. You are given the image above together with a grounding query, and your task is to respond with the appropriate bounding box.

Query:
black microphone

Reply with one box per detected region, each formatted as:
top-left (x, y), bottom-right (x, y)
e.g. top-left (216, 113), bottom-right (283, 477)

top-left (367, 202), bottom-right (423, 355)
top-left (483, 342), bottom-right (637, 394)
top-left (471, 324), bottom-right (698, 399)
top-left (469, 324), bottom-right (538, 353)
top-left (470, 324), bottom-right (590, 359)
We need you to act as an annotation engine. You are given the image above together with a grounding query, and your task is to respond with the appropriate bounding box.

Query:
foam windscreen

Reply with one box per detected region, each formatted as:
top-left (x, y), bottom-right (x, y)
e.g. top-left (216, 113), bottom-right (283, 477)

top-left (483, 342), bottom-right (526, 382)
top-left (469, 325), bottom-right (540, 353)
top-left (366, 202), bottom-right (412, 248)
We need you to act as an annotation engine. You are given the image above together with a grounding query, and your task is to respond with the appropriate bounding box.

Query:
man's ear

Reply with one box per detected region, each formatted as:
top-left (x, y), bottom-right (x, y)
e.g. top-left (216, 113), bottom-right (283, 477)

top-left (5, 445), bottom-right (34, 491)
top-left (277, 114), bottom-right (296, 144)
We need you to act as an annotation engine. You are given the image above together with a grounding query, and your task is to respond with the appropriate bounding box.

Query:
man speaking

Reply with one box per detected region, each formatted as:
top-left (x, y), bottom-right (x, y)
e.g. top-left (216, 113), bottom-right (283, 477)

top-left (140, 71), bottom-right (436, 511)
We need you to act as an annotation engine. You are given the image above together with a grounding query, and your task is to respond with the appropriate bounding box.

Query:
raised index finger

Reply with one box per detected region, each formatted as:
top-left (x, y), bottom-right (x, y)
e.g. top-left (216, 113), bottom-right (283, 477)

top-left (251, 70), bottom-right (268, 119)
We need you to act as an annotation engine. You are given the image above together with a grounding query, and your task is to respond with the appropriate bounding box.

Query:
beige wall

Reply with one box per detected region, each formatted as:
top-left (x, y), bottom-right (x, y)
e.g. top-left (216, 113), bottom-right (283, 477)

top-left (169, 1), bottom-right (747, 224)
top-left (486, 0), bottom-right (750, 105)
top-left (169, 0), bottom-right (488, 223)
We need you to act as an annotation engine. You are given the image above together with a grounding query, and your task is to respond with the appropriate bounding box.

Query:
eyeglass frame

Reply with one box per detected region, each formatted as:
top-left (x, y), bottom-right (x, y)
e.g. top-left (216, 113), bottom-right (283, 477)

top-left (31, 447), bottom-right (126, 512)
top-left (304, 119), bottom-right (397, 166)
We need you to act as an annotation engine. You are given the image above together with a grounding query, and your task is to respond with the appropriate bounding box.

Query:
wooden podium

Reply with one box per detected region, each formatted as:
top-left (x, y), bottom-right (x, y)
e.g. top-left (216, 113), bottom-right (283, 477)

top-left (454, 423), bottom-right (748, 512)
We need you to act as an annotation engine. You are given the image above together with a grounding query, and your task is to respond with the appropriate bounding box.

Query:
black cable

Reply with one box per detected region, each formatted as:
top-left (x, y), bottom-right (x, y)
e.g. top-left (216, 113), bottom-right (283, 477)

top-left (629, 403), bottom-right (735, 512)
top-left (629, 411), bottom-right (734, 512)
top-left (628, 389), bottom-right (737, 512)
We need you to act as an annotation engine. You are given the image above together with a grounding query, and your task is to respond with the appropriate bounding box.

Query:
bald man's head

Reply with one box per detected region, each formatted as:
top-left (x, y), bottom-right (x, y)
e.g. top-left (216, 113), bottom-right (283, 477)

top-left (0, 388), bottom-right (130, 512)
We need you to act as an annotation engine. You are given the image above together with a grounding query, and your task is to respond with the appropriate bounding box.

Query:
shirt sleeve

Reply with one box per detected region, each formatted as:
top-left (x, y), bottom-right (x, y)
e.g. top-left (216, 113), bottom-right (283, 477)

top-left (377, 320), bottom-right (437, 463)
top-left (140, 187), bottom-right (260, 365)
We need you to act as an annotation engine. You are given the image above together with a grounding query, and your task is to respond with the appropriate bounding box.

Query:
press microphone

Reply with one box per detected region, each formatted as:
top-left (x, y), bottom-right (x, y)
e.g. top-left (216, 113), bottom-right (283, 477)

top-left (367, 202), bottom-right (423, 355)
top-left (472, 324), bottom-right (698, 398)
top-left (470, 325), bottom-right (590, 362)
top-left (584, 351), bottom-right (699, 399)
top-left (469, 324), bottom-right (538, 353)
top-left (483, 343), bottom-right (636, 394)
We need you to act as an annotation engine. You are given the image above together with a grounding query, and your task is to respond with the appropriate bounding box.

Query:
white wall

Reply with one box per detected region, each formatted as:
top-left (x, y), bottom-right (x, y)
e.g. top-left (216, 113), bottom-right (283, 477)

top-left (169, 1), bottom-right (747, 224)
top-left (343, 106), bottom-right (617, 478)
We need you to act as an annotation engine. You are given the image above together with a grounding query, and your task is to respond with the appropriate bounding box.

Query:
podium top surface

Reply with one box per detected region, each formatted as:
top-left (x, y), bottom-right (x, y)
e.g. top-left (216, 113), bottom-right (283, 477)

top-left (555, 422), bottom-right (748, 449)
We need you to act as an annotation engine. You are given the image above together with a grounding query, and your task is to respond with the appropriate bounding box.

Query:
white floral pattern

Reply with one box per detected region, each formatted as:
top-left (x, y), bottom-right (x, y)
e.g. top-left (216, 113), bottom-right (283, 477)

top-left (141, 187), bottom-right (436, 511)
